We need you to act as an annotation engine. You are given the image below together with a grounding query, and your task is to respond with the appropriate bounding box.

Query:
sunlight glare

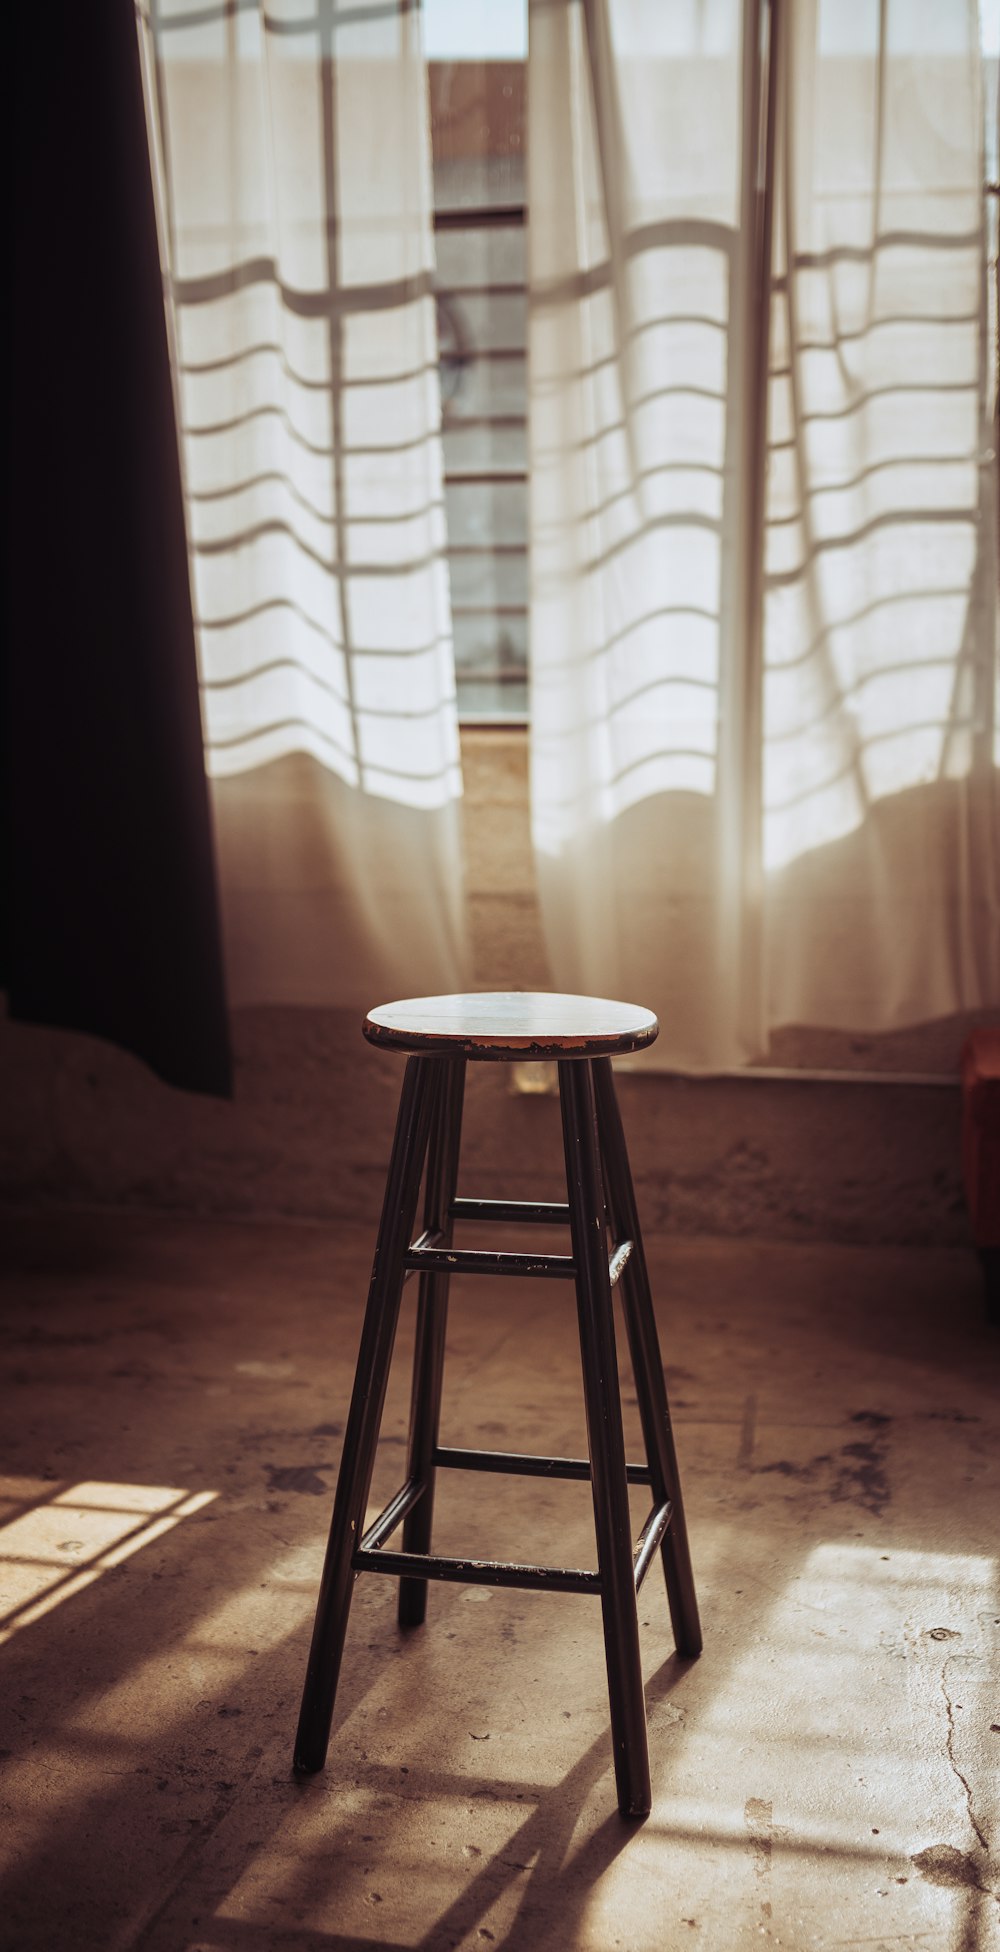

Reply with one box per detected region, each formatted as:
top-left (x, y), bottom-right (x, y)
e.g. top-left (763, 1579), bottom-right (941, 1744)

top-left (0, 1480), bottom-right (218, 1645)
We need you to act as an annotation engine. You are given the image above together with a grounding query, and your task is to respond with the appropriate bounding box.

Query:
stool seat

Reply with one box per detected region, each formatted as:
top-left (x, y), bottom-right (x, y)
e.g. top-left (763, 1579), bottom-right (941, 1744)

top-left (364, 990), bottom-right (658, 1060)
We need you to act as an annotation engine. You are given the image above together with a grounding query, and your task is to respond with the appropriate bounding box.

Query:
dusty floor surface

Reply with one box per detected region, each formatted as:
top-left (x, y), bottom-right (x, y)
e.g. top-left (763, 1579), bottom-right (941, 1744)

top-left (0, 1209), bottom-right (998, 1952)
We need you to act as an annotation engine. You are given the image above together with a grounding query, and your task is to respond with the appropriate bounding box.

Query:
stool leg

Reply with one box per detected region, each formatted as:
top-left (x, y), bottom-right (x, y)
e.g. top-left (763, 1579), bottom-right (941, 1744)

top-left (592, 1056), bottom-right (702, 1658)
top-left (398, 1054), bottom-right (466, 1627)
top-left (293, 1055), bottom-right (436, 1775)
top-left (559, 1058), bottom-right (651, 1821)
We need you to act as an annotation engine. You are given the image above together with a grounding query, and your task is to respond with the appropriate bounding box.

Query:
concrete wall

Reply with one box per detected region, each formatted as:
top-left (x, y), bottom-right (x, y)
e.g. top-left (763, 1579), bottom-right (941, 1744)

top-left (0, 731), bottom-right (978, 1247)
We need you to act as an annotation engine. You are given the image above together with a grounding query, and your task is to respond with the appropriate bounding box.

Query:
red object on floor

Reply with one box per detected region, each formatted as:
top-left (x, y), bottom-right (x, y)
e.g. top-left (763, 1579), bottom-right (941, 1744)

top-left (961, 1029), bottom-right (1000, 1248)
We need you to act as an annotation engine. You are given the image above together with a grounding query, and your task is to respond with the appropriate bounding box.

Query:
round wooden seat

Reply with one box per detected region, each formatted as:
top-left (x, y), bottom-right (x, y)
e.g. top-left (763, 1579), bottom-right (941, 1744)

top-left (363, 990), bottom-right (658, 1061)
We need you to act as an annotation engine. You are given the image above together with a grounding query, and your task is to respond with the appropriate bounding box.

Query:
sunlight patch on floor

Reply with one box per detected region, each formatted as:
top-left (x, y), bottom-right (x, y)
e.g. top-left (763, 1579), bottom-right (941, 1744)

top-left (0, 1479), bottom-right (217, 1646)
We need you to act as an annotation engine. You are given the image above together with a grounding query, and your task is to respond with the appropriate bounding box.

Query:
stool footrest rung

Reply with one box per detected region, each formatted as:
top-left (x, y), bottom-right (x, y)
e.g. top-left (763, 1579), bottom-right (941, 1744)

top-left (451, 1197), bottom-right (572, 1225)
top-left (402, 1228), bottom-right (445, 1282)
top-left (608, 1239), bottom-right (634, 1287)
top-left (633, 1501), bottom-right (673, 1593)
top-left (354, 1546), bottom-right (601, 1595)
top-left (405, 1244), bottom-right (577, 1279)
top-left (405, 1238), bottom-right (634, 1286)
top-left (354, 1477), bottom-right (673, 1599)
top-left (434, 1445), bottom-right (653, 1487)
top-left (358, 1477), bottom-right (426, 1554)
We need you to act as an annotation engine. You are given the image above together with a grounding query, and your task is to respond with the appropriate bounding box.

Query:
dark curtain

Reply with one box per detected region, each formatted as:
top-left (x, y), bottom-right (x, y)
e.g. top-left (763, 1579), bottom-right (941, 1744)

top-left (2, 0), bottom-right (232, 1095)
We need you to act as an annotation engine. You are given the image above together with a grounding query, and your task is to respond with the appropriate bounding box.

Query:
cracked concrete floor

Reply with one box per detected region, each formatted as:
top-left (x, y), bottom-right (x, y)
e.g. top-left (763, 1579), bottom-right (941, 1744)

top-left (0, 1208), bottom-right (998, 1952)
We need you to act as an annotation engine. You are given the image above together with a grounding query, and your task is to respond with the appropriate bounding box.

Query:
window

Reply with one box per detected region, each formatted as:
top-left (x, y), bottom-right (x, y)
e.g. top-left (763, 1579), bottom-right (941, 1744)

top-left (426, 0), bottom-right (528, 722)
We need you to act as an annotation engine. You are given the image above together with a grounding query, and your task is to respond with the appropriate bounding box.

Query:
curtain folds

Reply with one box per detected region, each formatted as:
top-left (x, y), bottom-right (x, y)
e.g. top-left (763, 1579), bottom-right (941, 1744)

top-left (141, 0), bottom-right (469, 1007)
top-left (763, 0), bottom-right (998, 1037)
top-left (528, 0), bottom-right (999, 1070)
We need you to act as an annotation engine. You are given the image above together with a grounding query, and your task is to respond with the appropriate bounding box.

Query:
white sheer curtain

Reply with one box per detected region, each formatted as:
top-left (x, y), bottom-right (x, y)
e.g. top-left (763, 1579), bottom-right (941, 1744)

top-left (140, 0), bottom-right (468, 1006)
top-left (764, 0), bottom-right (997, 1036)
top-left (528, 0), bottom-right (999, 1070)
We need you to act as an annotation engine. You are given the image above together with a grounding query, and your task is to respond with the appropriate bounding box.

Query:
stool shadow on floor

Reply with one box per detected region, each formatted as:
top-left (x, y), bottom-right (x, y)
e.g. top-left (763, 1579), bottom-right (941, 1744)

top-left (368, 1652), bottom-right (699, 1952)
top-left (159, 1651), bottom-right (695, 1952)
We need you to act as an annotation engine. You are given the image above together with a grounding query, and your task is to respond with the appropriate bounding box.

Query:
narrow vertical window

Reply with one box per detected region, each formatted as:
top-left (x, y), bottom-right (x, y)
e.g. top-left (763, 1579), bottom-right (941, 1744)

top-left (426, 0), bottom-right (529, 720)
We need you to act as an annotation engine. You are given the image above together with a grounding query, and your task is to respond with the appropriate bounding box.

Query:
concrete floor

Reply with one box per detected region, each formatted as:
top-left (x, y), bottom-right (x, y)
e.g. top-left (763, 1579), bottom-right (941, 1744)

top-left (0, 1209), bottom-right (998, 1952)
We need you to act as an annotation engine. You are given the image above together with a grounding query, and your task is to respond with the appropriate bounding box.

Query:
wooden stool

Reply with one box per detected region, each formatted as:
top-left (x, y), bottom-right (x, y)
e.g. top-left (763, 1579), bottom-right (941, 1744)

top-left (293, 992), bottom-right (701, 1819)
